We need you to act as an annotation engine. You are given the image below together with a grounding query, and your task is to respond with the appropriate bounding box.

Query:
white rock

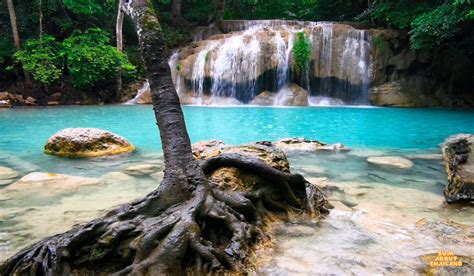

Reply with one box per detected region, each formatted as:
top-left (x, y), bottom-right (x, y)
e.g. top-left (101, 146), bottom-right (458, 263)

top-left (6, 172), bottom-right (100, 192)
top-left (0, 166), bottom-right (19, 180)
top-left (367, 156), bottom-right (414, 169)
top-left (409, 154), bottom-right (443, 160)
top-left (0, 179), bottom-right (14, 186)
top-left (100, 172), bottom-right (137, 185)
top-left (123, 164), bottom-right (161, 176)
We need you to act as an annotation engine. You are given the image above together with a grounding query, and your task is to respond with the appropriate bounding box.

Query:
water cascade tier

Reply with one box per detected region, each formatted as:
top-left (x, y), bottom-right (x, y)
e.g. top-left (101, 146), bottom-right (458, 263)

top-left (170, 20), bottom-right (375, 106)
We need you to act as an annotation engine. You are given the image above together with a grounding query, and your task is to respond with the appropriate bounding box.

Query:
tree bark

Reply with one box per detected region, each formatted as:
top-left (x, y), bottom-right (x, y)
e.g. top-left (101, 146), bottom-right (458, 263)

top-left (6, 0), bottom-right (21, 50)
top-left (115, 0), bottom-right (125, 99)
top-left (0, 1), bottom-right (329, 274)
top-left (6, 0), bottom-right (32, 85)
top-left (39, 0), bottom-right (44, 38)
top-left (171, 0), bottom-right (182, 18)
top-left (209, 0), bottom-right (226, 23)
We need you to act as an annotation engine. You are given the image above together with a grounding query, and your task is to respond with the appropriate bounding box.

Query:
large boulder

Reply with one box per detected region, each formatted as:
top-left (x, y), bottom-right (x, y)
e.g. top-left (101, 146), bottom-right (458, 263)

top-left (44, 128), bottom-right (135, 158)
top-left (192, 140), bottom-right (289, 191)
top-left (369, 77), bottom-right (441, 107)
top-left (273, 84), bottom-right (309, 106)
top-left (250, 91), bottom-right (275, 106)
top-left (441, 134), bottom-right (474, 203)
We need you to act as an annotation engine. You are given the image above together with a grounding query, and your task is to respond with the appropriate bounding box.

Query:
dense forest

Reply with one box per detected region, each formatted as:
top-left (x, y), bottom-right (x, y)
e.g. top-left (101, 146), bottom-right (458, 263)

top-left (1, 0), bottom-right (473, 104)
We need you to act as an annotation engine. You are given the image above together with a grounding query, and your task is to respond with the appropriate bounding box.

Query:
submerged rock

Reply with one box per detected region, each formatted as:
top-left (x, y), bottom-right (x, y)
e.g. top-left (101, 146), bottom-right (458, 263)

top-left (367, 156), bottom-right (414, 169)
top-left (441, 134), bottom-right (474, 203)
top-left (6, 172), bottom-right (100, 193)
top-left (100, 172), bottom-right (137, 185)
top-left (44, 128), bottom-right (135, 158)
top-left (275, 138), bottom-right (350, 153)
top-left (123, 164), bottom-right (161, 176)
top-left (0, 166), bottom-right (19, 181)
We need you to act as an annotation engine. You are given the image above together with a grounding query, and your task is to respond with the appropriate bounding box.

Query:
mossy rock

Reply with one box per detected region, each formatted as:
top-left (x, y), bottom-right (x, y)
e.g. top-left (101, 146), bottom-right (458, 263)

top-left (44, 128), bottom-right (135, 158)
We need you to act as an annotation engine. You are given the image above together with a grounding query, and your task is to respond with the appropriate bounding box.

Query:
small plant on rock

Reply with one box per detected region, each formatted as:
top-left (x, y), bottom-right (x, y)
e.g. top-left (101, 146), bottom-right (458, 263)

top-left (293, 32), bottom-right (312, 74)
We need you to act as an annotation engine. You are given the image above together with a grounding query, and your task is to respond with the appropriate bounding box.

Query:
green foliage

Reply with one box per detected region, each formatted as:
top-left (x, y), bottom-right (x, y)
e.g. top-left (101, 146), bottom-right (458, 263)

top-left (14, 36), bottom-right (64, 86)
top-left (374, 35), bottom-right (385, 52)
top-left (0, 36), bottom-right (14, 64)
top-left (409, 1), bottom-right (474, 50)
top-left (62, 0), bottom-right (105, 16)
top-left (205, 51), bottom-right (210, 63)
top-left (162, 24), bottom-right (188, 48)
top-left (365, 1), bottom-right (435, 29)
top-left (62, 28), bottom-right (134, 88)
top-left (182, 0), bottom-right (211, 23)
top-left (364, 0), bottom-right (474, 50)
top-left (293, 32), bottom-right (312, 73)
top-left (176, 63), bottom-right (183, 71)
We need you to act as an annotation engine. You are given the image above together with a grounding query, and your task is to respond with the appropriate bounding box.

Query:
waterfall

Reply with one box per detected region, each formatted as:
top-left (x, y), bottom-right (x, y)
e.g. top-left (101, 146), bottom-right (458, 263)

top-left (170, 20), bottom-right (375, 106)
top-left (275, 31), bottom-right (294, 91)
top-left (209, 33), bottom-right (261, 103)
top-left (126, 81), bottom-right (150, 105)
top-left (312, 25), bottom-right (373, 105)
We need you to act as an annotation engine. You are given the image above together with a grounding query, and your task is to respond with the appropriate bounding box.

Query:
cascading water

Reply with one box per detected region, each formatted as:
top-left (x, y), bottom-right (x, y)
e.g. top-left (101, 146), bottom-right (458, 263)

top-left (209, 33), bottom-right (261, 103)
top-left (126, 81), bottom-right (150, 105)
top-left (167, 20), bottom-right (375, 106)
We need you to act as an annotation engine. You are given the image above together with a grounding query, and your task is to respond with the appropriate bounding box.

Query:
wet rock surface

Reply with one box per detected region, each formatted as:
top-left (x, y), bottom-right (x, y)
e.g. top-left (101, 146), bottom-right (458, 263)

top-left (192, 140), bottom-right (290, 190)
top-left (122, 164), bottom-right (162, 176)
top-left (367, 156), bottom-right (414, 169)
top-left (5, 172), bottom-right (100, 194)
top-left (0, 166), bottom-right (19, 185)
top-left (44, 128), bottom-right (135, 158)
top-left (275, 137), bottom-right (350, 153)
top-left (273, 84), bottom-right (309, 106)
top-left (442, 134), bottom-right (474, 203)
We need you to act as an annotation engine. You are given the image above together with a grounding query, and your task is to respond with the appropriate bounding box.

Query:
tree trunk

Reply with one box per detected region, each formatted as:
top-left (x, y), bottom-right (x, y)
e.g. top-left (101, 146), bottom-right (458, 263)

top-left (115, 0), bottom-right (125, 99)
top-left (0, 1), bottom-right (329, 274)
top-left (6, 0), bottom-right (32, 85)
top-left (39, 0), bottom-right (44, 38)
top-left (171, 0), bottom-right (182, 18)
top-left (6, 0), bottom-right (21, 49)
top-left (209, 0), bottom-right (226, 23)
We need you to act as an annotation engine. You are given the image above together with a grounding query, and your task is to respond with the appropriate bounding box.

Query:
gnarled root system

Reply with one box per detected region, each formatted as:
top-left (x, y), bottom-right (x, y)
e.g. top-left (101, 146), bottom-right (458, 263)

top-left (1, 154), bottom-right (330, 275)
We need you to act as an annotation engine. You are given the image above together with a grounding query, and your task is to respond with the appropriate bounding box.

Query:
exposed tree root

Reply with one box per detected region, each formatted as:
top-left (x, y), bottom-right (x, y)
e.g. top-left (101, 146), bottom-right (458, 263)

top-left (1, 154), bottom-right (330, 275)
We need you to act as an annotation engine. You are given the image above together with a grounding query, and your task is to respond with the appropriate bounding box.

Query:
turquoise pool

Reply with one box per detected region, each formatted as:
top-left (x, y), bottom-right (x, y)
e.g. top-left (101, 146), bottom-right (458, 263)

top-left (1, 105), bottom-right (473, 272)
top-left (1, 105), bottom-right (473, 154)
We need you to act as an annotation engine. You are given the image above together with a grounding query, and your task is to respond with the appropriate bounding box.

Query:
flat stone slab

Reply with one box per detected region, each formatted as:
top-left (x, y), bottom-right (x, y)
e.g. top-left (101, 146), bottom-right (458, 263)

top-left (0, 166), bottom-right (19, 180)
top-left (367, 156), bottom-right (414, 169)
top-left (44, 128), bottom-right (135, 158)
top-left (6, 172), bottom-right (100, 193)
top-left (123, 164), bottom-right (161, 176)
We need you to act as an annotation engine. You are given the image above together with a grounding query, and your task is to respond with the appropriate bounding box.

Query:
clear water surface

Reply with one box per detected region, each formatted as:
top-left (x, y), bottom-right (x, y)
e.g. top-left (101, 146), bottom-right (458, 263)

top-left (0, 105), bottom-right (473, 273)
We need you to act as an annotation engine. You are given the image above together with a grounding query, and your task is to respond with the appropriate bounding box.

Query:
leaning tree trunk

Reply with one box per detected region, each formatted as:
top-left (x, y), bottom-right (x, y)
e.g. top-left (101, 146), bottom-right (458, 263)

top-left (0, 1), bottom-right (329, 275)
top-left (6, 0), bottom-right (31, 85)
top-left (171, 0), bottom-right (182, 18)
top-left (115, 0), bottom-right (125, 99)
top-left (209, 0), bottom-right (226, 23)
